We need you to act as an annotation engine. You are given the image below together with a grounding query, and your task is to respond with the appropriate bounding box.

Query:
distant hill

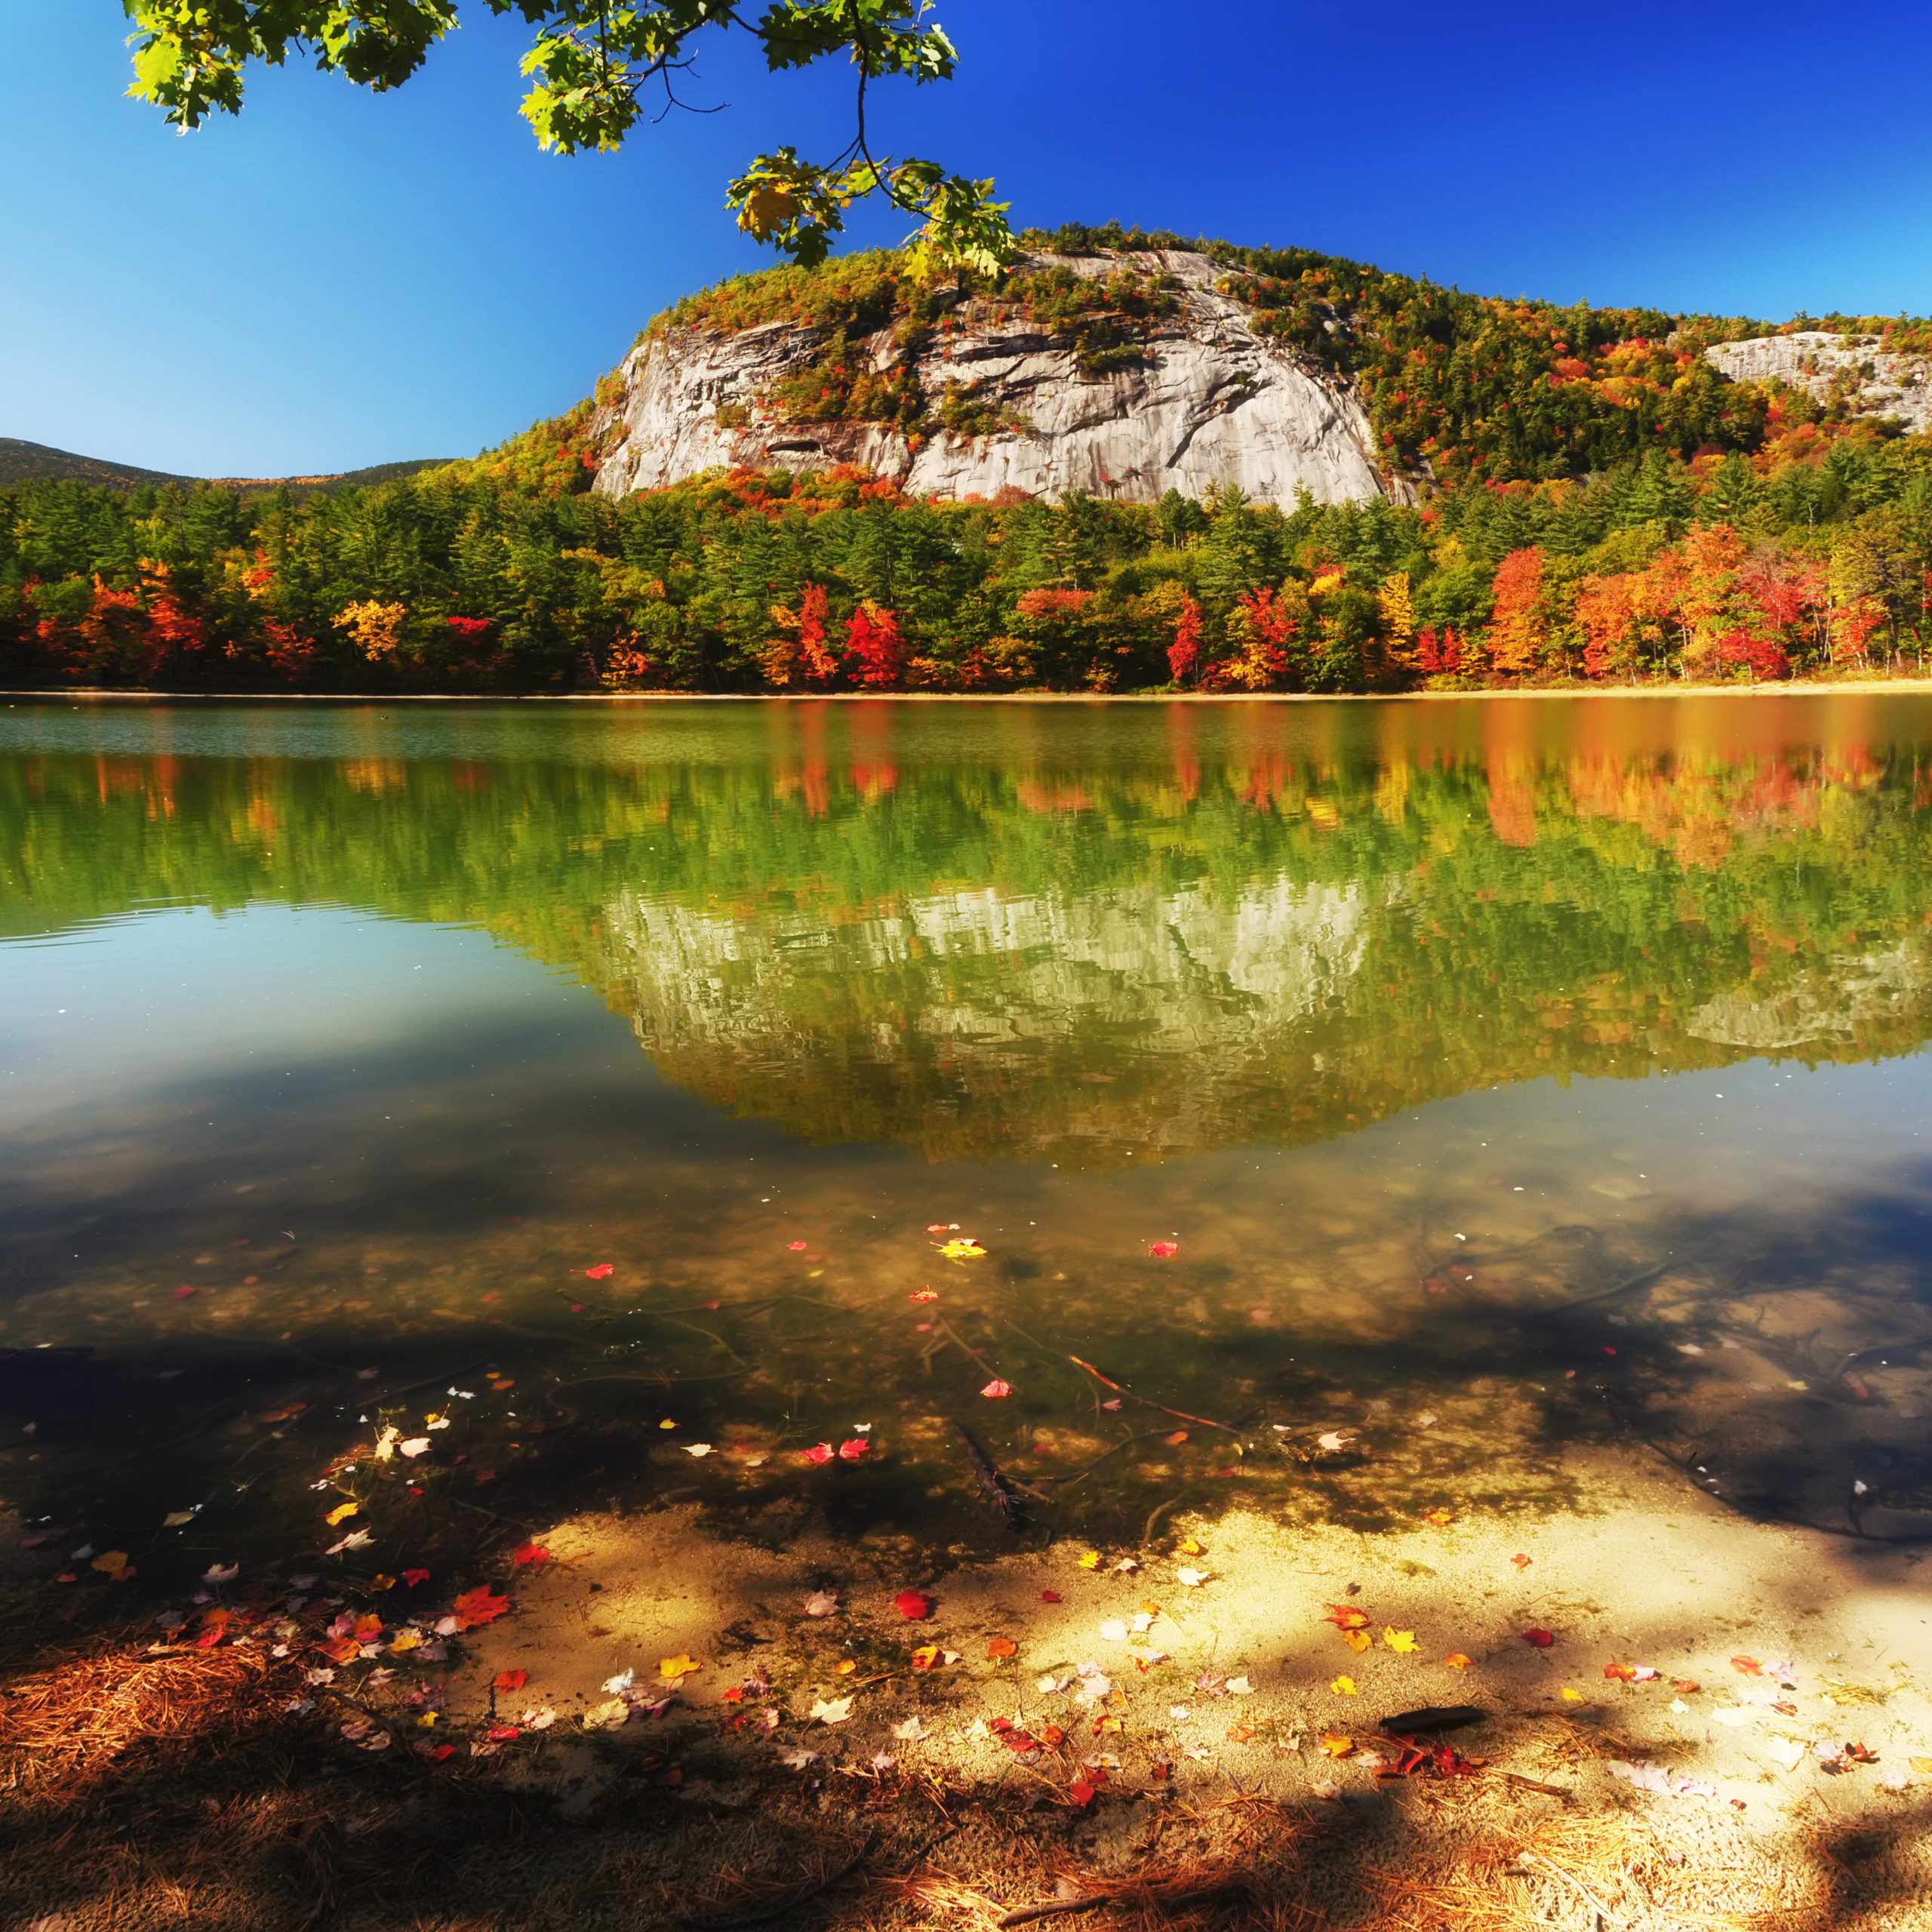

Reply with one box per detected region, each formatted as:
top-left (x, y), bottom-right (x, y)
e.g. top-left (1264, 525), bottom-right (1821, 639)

top-left (0, 438), bottom-right (452, 497)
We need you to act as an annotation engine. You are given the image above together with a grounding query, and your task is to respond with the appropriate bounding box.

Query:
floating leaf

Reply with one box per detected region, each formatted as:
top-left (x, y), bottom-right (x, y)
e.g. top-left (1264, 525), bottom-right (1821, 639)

top-left (938, 1238), bottom-right (986, 1260)
top-left (162, 1510), bottom-right (196, 1527)
top-left (659, 1654), bottom-right (703, 1680)
top-left (894, 1589), bottom-right (932, 1620)
top-left (89, 1550), bottom-right (132, 1578)
top-left (1316, 1432), bottom-right (1355, 1452)
top-left (1331, 1675), bottom-right (1359, 1696)
top-left (684, 1443), bottom-right (714, 1458)
top-left (202, 1562), bottom-right (238, 1585)
top-left (1147, 1241), bottom-right (1179, 1258)
top-left (1444, 1654), bottom-right (1472, 1672)
top-left (838, 1438), bottom-right (870, 1460)
top-left (909, 1288), bottom-right (938, 1302)
top-left (324, 1503), bottom-right (359, 1527)
top-left (1383, 1629), bottom-right (1420, 1654)
top-left (1165, 1429), bottom-right (1190, 1445)
top-left (400, 1438), bottom-right (431, 1457)
top-left (786, 1241), bottom-right (808, 1251)
top-left (801, 1444), bottom-right (834, 1465)
top-left (583, 1264), bottom-right (614, 1278)
top-left (980, 1379), bottom-right (1012, 1399)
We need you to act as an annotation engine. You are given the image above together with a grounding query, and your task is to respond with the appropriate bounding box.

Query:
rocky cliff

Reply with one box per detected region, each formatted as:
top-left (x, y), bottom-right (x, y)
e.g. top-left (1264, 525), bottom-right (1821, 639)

top-left (586, 250), bottom-right (1404, 511)
top-left (1703, 331), bottom-right (1932, 435)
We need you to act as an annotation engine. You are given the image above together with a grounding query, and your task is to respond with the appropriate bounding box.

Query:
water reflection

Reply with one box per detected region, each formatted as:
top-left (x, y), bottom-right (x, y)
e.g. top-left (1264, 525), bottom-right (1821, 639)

top-left (1, 696), bottom-right (1929, 1580)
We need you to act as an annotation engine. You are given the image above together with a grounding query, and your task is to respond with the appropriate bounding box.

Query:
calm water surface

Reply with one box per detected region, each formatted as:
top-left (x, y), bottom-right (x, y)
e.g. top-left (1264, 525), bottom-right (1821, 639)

top-left (3, 696), bottom-right (1930, 1592)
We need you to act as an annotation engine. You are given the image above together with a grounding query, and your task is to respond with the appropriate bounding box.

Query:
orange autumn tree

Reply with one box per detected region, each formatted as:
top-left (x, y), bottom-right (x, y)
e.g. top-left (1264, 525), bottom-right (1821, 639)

top-left (1487, 546), bottom-right (1548, 678)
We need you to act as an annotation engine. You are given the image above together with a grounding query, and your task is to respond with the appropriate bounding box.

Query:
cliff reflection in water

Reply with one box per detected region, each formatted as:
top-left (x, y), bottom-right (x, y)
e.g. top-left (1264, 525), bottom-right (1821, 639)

top-left (5, 694), bottom-right (1931, 1167)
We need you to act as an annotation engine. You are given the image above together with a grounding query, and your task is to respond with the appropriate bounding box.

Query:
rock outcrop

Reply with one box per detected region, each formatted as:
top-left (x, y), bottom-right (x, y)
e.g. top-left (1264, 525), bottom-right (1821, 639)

top-left (1703, 331), bottom-right (1932, 435)
top-left (587, 251), bottom-right (1404, 510)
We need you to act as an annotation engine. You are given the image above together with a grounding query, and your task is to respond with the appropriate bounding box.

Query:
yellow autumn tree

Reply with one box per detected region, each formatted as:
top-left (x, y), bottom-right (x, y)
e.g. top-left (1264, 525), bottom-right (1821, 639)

top-left (332, 600), bottom-right (409, 660)
top-left (1487, 547), bottom-right (1546, 678)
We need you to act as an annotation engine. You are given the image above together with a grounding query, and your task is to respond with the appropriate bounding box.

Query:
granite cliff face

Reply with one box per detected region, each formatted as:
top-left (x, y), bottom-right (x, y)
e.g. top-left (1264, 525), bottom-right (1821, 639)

top-left (1703, 331), bottom-right (1932, 435)
top-left (587, 250), bottom-right (1404, 511)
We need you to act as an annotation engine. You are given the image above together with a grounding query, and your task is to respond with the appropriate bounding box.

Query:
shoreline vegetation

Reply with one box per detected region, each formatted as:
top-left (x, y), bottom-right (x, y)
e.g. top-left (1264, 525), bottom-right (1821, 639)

top-left (8, 228), bottom-right (1932, 702)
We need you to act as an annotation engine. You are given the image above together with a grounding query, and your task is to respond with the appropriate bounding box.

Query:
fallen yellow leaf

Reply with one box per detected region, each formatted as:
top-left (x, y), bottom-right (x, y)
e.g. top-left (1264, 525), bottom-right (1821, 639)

top-left (658, 1654), bottom-right (703, 1681)
top-left (1424, 1509), bottom-right (1454, 1526)
top-left (1383, 1628), bottom-right (1420, 1654)
top-left (910, 1644), bottom-right (941, 1670)
top-left (1444, 1654), bottom-right (1472, 1672)
top-left (1078, 1552), bottom-right (1103, 1570)
top-left (1561, 1687), bottom-right (1586, 1703)
top-left (1330, 1675), bottom-right (1359, 1696)
top-left (1319, 1732), bottom-right (1354, 1759)
top-left (324, 1503), bottom-right (359, 1527)
top-left (89, 1550), bottom-right (130, 1575)
top-left (1343, 1628), bottom-right (1372, 1655)
top-left (1910, 1755), bottom-right (1932, 1776)
top-left (835, 1660), bottom-right (857, 1675)
top-left (1179, 1538), bottom-right (1201, 1555)
top-left (389, 1627), bottom-right (422, 1654)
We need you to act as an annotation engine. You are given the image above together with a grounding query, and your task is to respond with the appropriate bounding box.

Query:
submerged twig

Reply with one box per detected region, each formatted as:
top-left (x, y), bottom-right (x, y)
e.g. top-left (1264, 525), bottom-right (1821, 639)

top-left (1066, 1355), bottom-right (1240, 1436)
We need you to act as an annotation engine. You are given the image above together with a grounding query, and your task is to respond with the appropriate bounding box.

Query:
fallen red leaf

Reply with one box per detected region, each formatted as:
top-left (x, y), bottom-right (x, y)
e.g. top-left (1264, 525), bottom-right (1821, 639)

top-left (1510, 1553), bottom-right (1531, 1570)
top-left (987, 1637), bottom-right (1017, 1659)
top-left (1604, 1663), bottom-right (1636, 1681)
top-left (894, 1589), bottom-right (931, 1620)
top-left (909, 1289), bottom-right (938, 1303)
top-left (787, 1241), bottom-right (808, 1251)
top-left (1041, 1590), bottom-right (1062, 1603)
top-left (980, 1379), bottom-right (1012, 1399)
top-left (800, 1443), bottom-right (833, 1465)
top-left (452, 1586), bottom-right (511, 1629)
top-left (1069, 1780), bottom-right (1096, 1807)
top-left (403, 1569), bottom-right (429, 1586)
top-left (1324, 1604), bottom-right (1371, 1632)
top-left (426, 1743), bottom-right (456, 1761)
top-left (1521, 1629), bottom-right (1554, 1648)
top-left (838, 1438), bottom-right (870, 1461)
top-left (512, 1543), bottom-right (551, 1567)
top-left (494, 1669), bottom-right (528, 1691)
top-left (583, 1264), bottom-right (614, 1279)
top-left (487, 1724), bottom-right (520, 1742)
top-left (1147, 1241), bottom-right (1179, 1258)
top-left (925, 1223), bottom-right (952, 1234)
top-left (170, 1284), bottom-right (198, 1301)
top-left (1730, 1655), bottom-right (1764, 1676)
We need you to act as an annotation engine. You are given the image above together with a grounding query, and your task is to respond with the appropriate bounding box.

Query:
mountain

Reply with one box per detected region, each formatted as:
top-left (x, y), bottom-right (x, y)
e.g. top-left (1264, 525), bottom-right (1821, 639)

top-left (0, 438), bottom-right (453, 497)
top-left (580, 222), bottom-right (1932, 510)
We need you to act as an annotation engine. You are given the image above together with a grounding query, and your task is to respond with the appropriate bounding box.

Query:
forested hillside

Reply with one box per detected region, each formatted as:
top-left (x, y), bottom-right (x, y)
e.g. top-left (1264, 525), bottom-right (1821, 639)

top-left (5, 227), bottom-right (1932, 694)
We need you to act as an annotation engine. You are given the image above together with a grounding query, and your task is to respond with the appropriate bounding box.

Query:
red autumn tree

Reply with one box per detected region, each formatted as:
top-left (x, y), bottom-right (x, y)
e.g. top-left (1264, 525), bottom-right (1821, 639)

top-left (796, 583), bottom-right (840, 686)
top-left (1168, 595), bottom-right (1203, 684)
top-left (844, 602), bottom-right (904, 689)
top-left (1417, 625), bottom-right (1463, 674)
top-left (1487, 546), bottom-right (1547, 678)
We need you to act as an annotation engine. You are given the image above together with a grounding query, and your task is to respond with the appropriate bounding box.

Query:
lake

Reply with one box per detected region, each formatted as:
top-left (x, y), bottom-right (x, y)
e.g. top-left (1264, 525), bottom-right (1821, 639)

top-left (3, 693), bottom-right (1930, 1597)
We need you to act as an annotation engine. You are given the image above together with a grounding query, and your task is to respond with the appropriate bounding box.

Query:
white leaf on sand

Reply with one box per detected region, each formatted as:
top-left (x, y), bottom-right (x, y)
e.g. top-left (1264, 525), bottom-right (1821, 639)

top-left (809, 1697), bottom-right (853, 1724)
top-left (684, 1443), bottom-right (714, 1458)
top-left (304, 1667), bottom-right (335, 1685)
top-left (1710, 1707), bottom-right (1753, 1727)
top-left (1311, 1779), bottom-right (1342, 1799)
top-left (1183, 1745), bottom-right (1214, 1760)
top-left (1415, 1412), bottom-right (1438, 1428)
top-left (1130, 1612), bottom-right (1155, 1635)
top-left (870, 1751), bottom-right (897, 1771)
top-left (804, 1590), bottom-right (839, 1618)
top-left (400, 1438), bottom-right (431, 1457)
top-left (891, 1716), bottom-right (928, 1741)
top-left (1669, 1699), bottom-right (1690, 1715)
top-left (1140, 1650), bottom-right (1170, 1666)
top-left (778, 1748), bottom-right (817, 1770)
top-left (602, 1670), bottom-right (635, 1694)
top-left (1316, 1432), bottom-right (1353, 1452)
top-left (1111, 1557), bottom-right (1140, 1574)
top-left (285, 1697), bottom-right (315, 1715)
top-left (1168, 1705), bottom-right (1191, 1720)
top-left (1764, 1737), bottom-right (1807, 1771)
top-left (202, 1563), bottom-right (238, 1584)
top-left (521, 1707), bottom-right (556, 1730)
top-left (1607, 1759), bottom-right (1670, 1795)
top-left (1226, 1676), bottom-right (1254, 1696)
top-left (1099, 1620), bottom-right (1128, 1643)
top-left (1175, 1567), bottom-right (1210, 1587)
top-left (1075, 1674), bottom-right (1113, 1703)
top-left (582, 1699), bottom-right (632, 1730)
top-left (964, 1717), bottom-right (992, 1740)
top-left (1035, 1672), bottom-right (1070, 1694)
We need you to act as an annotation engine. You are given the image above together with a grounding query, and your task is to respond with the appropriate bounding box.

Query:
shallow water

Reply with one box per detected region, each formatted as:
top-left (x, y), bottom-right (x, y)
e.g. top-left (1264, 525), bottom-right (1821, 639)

top-left (2, 694), bottom-right (1930, 1596)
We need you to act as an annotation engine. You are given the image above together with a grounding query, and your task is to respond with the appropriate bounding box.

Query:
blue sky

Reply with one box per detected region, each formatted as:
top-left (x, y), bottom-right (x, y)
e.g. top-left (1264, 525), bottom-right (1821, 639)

top-left (6, 2), bottom-right (1932, 476)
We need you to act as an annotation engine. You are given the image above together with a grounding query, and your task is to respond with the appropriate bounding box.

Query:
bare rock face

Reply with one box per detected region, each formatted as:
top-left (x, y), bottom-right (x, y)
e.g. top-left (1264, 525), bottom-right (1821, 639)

top-left (588, 251), bottom-right (1404, 509)
top-left (1703, 331), bottom-right (1932, 435)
